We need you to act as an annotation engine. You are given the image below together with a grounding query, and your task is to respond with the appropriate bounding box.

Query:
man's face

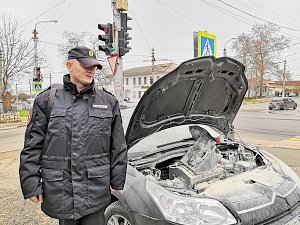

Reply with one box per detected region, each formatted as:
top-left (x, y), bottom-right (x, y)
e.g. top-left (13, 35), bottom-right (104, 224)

top-left (67, 59), bottom-right (97, 87)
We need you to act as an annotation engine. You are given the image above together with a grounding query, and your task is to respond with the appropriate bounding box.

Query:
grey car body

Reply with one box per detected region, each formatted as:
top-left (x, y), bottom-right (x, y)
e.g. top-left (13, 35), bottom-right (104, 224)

top-left (105, 56), bottom-right (300, 225)
top-left (269, 98), bottom-right (297, 110)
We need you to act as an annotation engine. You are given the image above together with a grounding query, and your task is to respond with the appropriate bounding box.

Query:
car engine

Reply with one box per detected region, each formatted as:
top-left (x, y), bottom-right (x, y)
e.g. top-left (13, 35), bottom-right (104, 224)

top-left (136, 126), bottom-right (265, 191)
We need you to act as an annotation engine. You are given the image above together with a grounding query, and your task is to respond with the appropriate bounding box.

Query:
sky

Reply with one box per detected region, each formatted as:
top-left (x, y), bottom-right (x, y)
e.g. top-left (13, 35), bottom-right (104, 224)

top-left (1, 0), bottom-right (300, 94)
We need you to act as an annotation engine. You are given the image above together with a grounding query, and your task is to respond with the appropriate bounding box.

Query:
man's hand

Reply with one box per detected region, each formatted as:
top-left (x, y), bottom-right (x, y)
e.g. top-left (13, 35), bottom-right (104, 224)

top-left (29, 194), bottom-right (43, 203)
top-left (110, 186), bottom-right (116, 192)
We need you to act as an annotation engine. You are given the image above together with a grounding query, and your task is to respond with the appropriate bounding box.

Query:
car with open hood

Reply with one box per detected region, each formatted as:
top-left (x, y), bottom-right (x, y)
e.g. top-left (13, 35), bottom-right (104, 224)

top-left (105, 56), bottom-right (300, 225)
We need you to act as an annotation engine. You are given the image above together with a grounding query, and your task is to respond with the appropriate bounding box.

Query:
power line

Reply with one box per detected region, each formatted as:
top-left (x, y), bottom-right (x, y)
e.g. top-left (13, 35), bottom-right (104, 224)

top-left (200, 0), bottom-right (256, 26)
top-left (128, 5), bottom-right (151, 50)
top-left (157, 0), bottom-right (229, 40)
top-left (217, 0), bottom-right (300, 32)
top-left (21, 0), bottom-right (67, 28)
top-left (249, 0), bottom-right (300, 24)
top-left (157, 0), bottom-right (190, 34)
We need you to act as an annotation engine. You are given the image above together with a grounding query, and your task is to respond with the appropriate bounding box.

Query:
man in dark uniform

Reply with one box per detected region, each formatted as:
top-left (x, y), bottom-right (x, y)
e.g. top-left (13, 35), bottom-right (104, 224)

top-left (19, 46), bottom-right (128, 225)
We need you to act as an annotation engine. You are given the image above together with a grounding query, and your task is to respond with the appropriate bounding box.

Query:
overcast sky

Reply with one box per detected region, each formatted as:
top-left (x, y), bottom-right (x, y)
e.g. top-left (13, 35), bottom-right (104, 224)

top-left (1, 0), bottom-right (300, 93)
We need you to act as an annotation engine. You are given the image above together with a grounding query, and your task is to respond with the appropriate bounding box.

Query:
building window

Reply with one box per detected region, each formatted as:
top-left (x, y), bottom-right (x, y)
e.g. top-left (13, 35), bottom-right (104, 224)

top-left (133, 91), bottom-right (136, 99)
top-left (144, 77), bottom-right (147, 84)
top-left (138, 91), bottom-right (141, 98)
top-left (133, 78), bottom-right (136, 85)
top-left (126, 78), bottom-right (129, 85)
top-left (150, 77), bottom-right (153, 84)
top-left (138, 77), bottom-right (141, 85)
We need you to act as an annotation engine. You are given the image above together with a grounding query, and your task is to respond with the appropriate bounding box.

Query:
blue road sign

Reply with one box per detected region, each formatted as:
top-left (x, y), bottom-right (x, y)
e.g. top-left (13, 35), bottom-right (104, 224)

top-left (33, 82), bottom-right (43, 93)
top-left (194, 31), bottom-right (217, 57)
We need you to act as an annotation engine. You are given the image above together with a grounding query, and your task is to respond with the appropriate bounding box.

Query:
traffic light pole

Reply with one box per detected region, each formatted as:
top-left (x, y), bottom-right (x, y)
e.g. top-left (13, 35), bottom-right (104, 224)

top-left (112, 1), bottom-right (124, 103)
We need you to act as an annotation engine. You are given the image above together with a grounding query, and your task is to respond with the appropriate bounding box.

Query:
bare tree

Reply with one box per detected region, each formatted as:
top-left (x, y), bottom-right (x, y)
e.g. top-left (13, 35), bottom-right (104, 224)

top-left (233, 23), bottom-right (290, 97)
top-left (232, 33), bottom-right (256, 97)
top-left (58, 31), bottom-right (112, 86)
top-left (0, 14), bottom-right (35, 112)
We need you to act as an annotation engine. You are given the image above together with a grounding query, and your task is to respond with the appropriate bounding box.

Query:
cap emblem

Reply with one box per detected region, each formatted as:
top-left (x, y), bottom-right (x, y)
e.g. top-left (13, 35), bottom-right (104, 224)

top-left (88, 50), bottom-right (94, 57)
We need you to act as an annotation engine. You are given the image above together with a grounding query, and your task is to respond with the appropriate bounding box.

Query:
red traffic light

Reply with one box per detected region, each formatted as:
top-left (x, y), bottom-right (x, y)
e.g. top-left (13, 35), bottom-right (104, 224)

top-left (35, 67), bottom-right (41, 76)
top-left (98, 24), bottom-right (109, 34)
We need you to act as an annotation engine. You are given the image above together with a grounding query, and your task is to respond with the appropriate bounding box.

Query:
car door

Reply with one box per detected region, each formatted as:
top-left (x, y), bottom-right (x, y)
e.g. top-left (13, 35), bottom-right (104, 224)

top-left (285, 98), bottom-right (293, 108)
top-left (283, 98), bottom-right (289, 108)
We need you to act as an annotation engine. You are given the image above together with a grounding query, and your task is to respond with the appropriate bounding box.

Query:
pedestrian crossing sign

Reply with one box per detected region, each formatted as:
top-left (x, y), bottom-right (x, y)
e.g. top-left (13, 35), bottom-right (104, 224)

top-left (195, 31), bottom-right (217, 57)
top-left (33, 82), bottom-right (43, 93)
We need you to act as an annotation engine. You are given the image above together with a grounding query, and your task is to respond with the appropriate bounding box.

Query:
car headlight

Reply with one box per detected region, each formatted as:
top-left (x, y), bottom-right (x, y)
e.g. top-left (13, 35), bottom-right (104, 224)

top-left (146, 179), bottom-right (237, 225)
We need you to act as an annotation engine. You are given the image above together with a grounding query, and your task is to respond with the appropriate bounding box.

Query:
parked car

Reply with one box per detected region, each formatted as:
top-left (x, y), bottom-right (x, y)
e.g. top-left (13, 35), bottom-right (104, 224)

top-left (105, 56), bottom-right (300, 225)
top-left (269, 98), bottom-right (297, 110)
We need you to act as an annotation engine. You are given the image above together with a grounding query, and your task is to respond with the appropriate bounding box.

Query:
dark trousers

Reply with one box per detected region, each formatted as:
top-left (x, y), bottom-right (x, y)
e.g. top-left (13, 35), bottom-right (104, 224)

top-left (59, 208), bottom-right (105, 225)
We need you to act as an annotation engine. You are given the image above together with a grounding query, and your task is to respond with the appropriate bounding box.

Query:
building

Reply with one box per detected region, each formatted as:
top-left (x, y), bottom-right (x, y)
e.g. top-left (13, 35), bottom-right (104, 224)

top-left (274, 80), bottom-right (300, 96)
top-left (123, 63), bottom-right (178, 102)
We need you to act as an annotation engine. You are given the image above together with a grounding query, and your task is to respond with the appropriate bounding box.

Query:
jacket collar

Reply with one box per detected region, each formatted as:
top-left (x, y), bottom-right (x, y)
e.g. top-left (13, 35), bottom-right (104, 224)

top-left (63, 74), bottom-right (95, 96)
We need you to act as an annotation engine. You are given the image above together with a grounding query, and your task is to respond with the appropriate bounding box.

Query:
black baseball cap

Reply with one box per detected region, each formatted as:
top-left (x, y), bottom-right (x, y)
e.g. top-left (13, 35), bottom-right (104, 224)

top-left (68, 46), bottom-right (102, 69)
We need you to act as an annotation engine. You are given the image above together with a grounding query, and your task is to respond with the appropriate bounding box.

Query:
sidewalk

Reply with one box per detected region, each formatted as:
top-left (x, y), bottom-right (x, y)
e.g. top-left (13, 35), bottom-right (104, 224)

top-left (0, 117), bottom-right (27, 130)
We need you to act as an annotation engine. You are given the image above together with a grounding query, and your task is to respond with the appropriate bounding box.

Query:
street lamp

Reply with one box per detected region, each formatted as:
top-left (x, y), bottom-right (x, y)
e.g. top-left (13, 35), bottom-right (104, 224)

top-left (223, 37), bottom-right (235, 57)
top-left (282, 53), bottom-right (296, 97)
top-left (32, 20), bottom-right (58, 79)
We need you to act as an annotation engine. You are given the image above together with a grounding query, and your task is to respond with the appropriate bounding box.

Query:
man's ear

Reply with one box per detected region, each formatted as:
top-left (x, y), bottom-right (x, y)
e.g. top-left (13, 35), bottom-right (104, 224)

top-left (66, 60), bottom-right (72, 72)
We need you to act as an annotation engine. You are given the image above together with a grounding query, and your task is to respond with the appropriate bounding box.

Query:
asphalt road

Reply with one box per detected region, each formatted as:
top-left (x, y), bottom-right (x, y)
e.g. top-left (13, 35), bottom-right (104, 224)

top-left (0, 126), bottom-right (25, 153)
top-left (0, 100), bottom-right (300, 224)
top-left (1, 99), bottom-right (300, 153)
top-left (234, 98), bottom-right (300, 148)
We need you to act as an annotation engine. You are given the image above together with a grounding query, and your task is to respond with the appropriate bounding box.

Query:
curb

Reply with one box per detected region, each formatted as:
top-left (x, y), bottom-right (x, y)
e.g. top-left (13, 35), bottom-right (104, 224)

top-left (0, 124), bottom-right (26, 131)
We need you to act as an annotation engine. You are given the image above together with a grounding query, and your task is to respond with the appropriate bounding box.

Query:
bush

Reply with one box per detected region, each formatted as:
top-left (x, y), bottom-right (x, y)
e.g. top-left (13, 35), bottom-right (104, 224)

top-left (17, 110), bottom-right (29, 117)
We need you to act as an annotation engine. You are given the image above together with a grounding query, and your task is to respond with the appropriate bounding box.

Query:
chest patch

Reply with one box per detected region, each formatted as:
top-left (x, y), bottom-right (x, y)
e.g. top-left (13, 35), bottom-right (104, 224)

top-left (93, 104), bottom-right (108, 109)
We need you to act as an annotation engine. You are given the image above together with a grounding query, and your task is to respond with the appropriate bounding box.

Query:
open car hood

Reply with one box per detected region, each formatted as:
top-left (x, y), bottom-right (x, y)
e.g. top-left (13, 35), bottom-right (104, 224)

top-left (125, 56), bottom-right (248, 148)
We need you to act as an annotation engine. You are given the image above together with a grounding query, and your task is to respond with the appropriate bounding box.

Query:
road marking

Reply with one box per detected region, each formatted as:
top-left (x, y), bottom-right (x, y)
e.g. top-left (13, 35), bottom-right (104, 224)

top-left (288, 137), bottom-right (300, 141)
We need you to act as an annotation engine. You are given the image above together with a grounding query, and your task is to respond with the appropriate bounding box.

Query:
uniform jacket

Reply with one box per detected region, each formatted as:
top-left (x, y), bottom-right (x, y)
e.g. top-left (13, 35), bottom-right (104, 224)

top-left (19, 74), bottom-right (128, 220)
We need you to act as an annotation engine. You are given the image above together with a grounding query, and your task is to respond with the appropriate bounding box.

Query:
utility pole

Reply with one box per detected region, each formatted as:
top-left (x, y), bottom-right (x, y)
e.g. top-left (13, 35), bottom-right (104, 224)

top-left (282, 53), bottom-right (296, 98)
top-left (282, 59), bottom-right (286, 97)
top-left (151, 48), bottom-right (156, 73)
top-left (0, 48), bottom-right (4, 113)
top-left (32, 28), bottom-right (38, 73)
top-left (0, 48), bottom-right (3, 93)
top-left (32, 20), bottom-right (57, 80)
top-left (29, 79), bottom-right (32, 96)
top-left (112, 0), bottom-right (126, 102)
top-left (49, 73), bottom-right (52, 86)
top-left (15, 83), bottom-right (18, 101)
top-left (98, 1), bottom-right (131, 102)
top-left (223, 38), bottom-right (235, 57)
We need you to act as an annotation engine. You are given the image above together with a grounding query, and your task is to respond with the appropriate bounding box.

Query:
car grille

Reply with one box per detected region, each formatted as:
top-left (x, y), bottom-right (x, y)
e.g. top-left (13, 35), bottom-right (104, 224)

top-left (239, 186), bottom-right (300, 225)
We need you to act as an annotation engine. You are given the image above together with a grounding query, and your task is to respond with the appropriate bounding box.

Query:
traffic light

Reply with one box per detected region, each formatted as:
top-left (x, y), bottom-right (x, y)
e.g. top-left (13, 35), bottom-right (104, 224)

top-left (98, 23), bottom-right (114, 56)
top-left (33, 67), bottom-right (42, 82)
top-left (119, 12), bottom-right (132, 57)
